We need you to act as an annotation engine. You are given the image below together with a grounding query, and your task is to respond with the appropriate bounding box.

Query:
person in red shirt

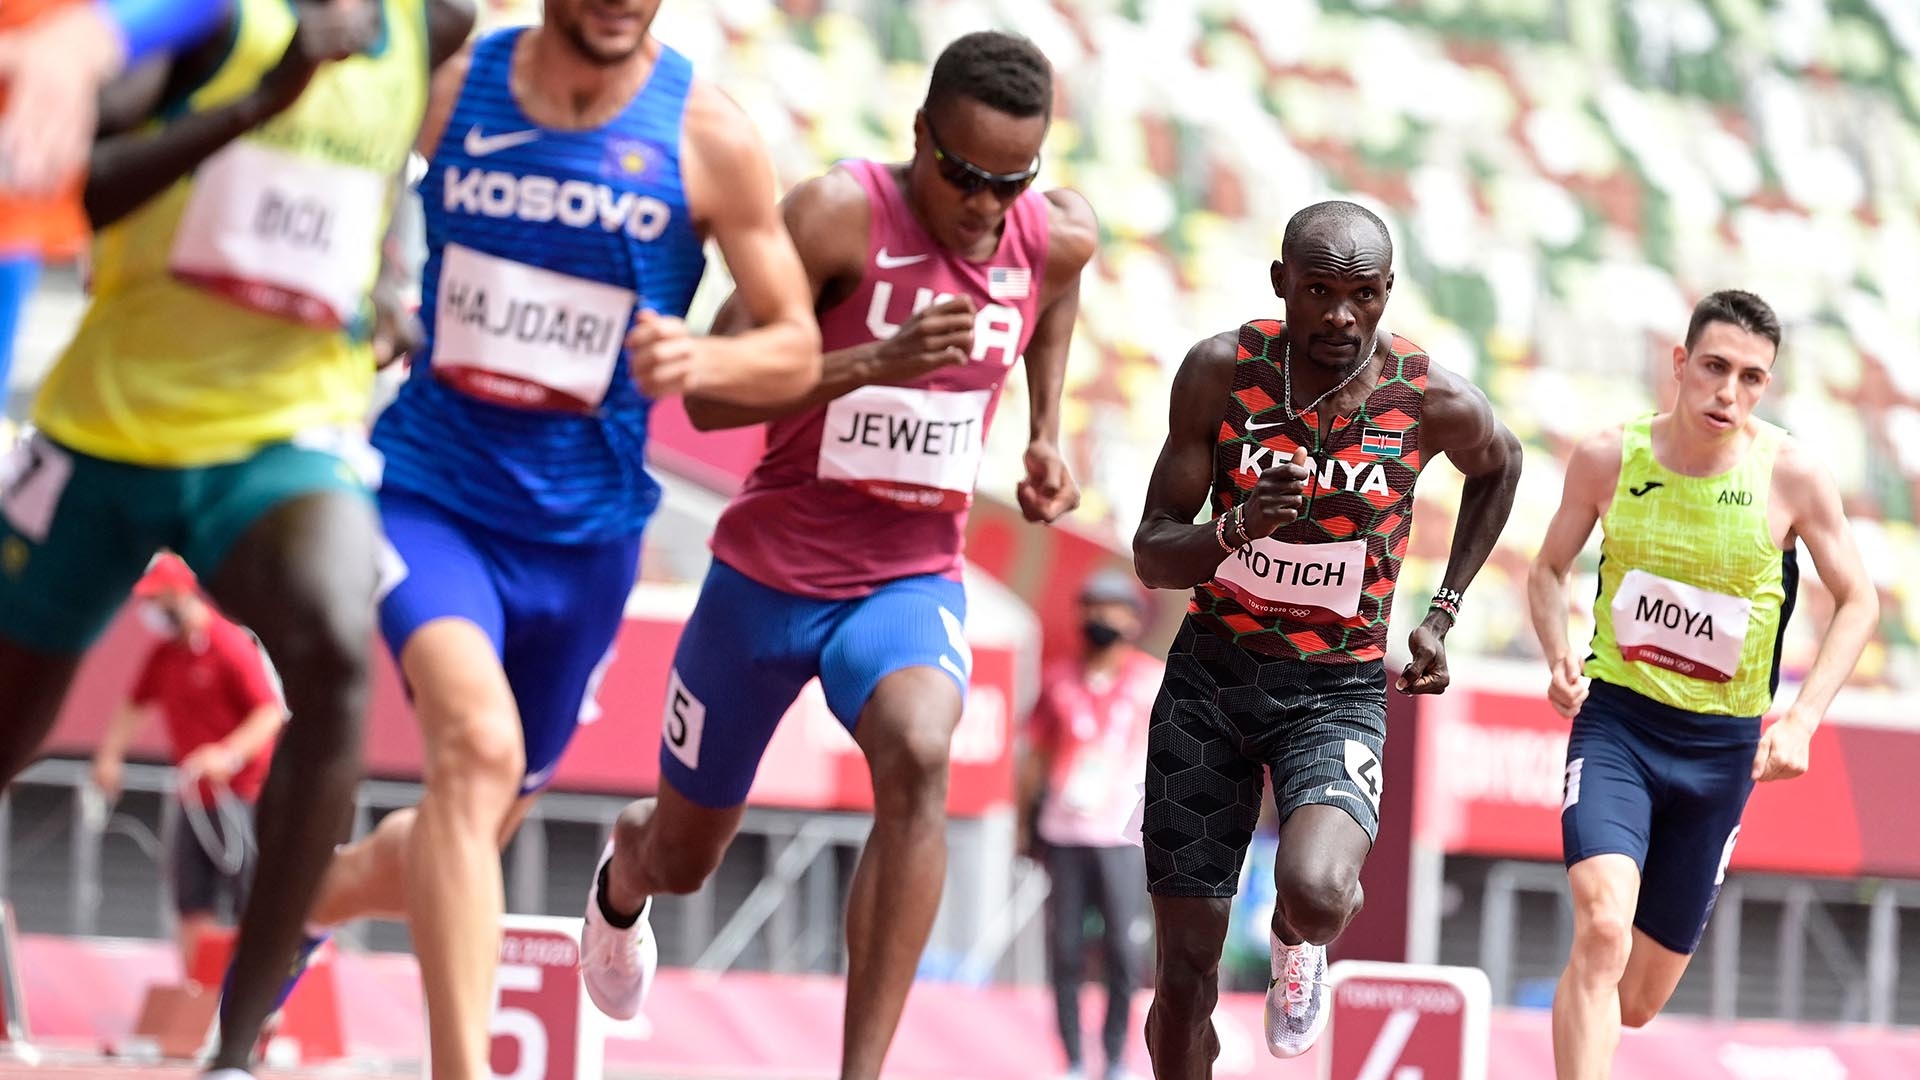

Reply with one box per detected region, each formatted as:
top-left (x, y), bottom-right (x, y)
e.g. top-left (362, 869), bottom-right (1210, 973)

top-left (90, 554), bottom-right (283, 975)
top-left (1019, 569), bottom-right (1163, 1080)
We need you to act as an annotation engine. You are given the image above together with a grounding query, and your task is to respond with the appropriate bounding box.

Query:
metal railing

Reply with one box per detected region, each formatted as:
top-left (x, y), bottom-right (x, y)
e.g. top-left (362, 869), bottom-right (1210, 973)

top-left (1475, 857), bottom-right (1912, 1024)
top-left (2, 757), bottom-right (1037, 984)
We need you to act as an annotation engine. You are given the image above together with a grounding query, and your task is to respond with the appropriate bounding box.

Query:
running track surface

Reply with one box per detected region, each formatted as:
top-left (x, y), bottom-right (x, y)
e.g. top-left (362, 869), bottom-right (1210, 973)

top-left (1, 1067), bottom-right (717, 1079)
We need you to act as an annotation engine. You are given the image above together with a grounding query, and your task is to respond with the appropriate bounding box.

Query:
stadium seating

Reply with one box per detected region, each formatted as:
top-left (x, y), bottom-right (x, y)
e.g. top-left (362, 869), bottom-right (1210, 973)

top-left (616, 0), bottom-right (1920, 688)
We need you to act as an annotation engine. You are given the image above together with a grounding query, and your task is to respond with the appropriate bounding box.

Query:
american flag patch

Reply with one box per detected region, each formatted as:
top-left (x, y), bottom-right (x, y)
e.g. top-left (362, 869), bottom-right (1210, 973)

top-left (1361, 427), bottom-right (1403, 456)
top-left (987, 266), bottom-right (1031, 300)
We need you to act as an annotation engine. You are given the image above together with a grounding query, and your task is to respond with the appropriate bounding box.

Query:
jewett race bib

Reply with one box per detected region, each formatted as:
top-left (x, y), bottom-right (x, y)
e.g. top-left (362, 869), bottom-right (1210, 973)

top-left (432, 243), bottom-right (636, 414)
top-left (170, 140), bottom-right (385, 329)
top-left (1213, 536), bottom-right (1367, 621)
top-left (1611, 568), bottom-right (1752, 682)
top-left (818, 386), bottom-right (990, 512)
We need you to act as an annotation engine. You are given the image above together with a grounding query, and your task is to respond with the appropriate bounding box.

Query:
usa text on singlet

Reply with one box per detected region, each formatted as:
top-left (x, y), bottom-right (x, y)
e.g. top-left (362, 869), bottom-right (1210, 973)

top-left (709, 158), bottom-right (1052, 599)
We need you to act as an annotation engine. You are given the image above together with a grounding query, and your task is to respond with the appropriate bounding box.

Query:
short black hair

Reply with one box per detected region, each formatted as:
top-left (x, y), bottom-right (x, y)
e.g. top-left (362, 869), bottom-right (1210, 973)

top-left (924, 31), bottom-right (1052, 123)
top-left (1685, 289), bottom-right (1781, 352)
top-left (1282, 200), bottom-right (1393, 262)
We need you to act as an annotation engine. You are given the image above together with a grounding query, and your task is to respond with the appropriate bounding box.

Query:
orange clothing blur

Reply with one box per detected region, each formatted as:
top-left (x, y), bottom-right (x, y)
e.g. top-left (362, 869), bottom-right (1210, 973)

top-left (0, 0), bottom-right (92, 260)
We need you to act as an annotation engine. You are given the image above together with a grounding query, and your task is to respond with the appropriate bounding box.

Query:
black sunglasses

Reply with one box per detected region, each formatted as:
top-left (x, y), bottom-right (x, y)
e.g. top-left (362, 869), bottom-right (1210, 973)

top-left (923, 115), bottom-right (1041, 201)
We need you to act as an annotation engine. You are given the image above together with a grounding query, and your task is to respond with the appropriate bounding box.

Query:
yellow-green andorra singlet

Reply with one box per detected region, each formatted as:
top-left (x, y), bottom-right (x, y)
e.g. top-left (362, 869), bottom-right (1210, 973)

top-left (1585, 413), bottom-right (1795, 716)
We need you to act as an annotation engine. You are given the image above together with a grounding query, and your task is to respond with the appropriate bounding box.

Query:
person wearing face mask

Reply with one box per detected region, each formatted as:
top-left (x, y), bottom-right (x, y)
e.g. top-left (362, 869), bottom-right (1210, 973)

top-left (1018, 568), bottom-right (1162, 1080)
top-left (90, 554), bottom-right (284, 979)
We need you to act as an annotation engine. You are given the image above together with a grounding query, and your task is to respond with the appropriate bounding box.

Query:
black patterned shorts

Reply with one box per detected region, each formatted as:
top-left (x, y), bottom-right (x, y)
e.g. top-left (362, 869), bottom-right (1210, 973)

top-left (1144, 618), bottom-right (1388, 897)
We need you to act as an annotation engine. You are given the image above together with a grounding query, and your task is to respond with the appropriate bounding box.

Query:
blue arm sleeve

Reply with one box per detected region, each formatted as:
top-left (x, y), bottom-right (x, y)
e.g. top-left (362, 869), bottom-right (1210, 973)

top-left (98, 0), bottom-right (230, 64)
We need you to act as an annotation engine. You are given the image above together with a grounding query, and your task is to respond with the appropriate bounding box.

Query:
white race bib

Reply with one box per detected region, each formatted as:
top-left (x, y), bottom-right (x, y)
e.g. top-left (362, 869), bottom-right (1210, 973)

top-left (432, 243), bottom-right (635, 414)
top-left (1611, 568), bottom-right (1751, 682)
top-left (1212, 536), bottom-right (1367, 621)
top-left (818, 386), bottom-right (990, 512)
top-left (170, 141), bottom-right (385, 329)
top-left (0, 434), bottom-right (73, 544)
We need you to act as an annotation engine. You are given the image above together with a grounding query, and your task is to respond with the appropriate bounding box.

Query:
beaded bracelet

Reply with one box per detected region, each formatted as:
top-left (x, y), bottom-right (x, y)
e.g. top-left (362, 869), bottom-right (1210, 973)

top-left (1230, 507), bottom-right (1254, 547)
top-left (1214, 511), bottom-right (1234, 552)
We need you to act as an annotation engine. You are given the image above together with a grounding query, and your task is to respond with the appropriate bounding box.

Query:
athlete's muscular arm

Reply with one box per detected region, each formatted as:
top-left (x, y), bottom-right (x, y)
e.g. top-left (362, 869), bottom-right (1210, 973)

top-left (0, 0), bottom-right (233, 194)
top-left (632, 81), bottom-right (821, 405)
top-left (1014, 189), bottom-right (1099, 524)
top-left (1397, 363), bottom-right (1524, 695)
top-left (1528, 430), bottom-right (1622, 719)
top-left (1132, 332), bottom-right (1310, 589)
top-left (688, 168), bottom-right (973, 429)
top-left (1753, 441), bottom-right (1879, 782)
top-left (84, 2), bottom-right (382, 228)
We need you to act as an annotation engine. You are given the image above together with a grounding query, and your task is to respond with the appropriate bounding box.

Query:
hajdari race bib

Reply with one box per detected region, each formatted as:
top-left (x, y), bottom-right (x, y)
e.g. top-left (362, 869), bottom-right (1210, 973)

top-left (1212, 536), bottom-right (1367, 621)
top-left (431, 243), bottom-right (636, 414)
top-left (1611, 568), bottom-right (1752, 682)
top-left (170, 141), bottom-right (385, 329)
top-left (818, 386), bottom-right (990, 512)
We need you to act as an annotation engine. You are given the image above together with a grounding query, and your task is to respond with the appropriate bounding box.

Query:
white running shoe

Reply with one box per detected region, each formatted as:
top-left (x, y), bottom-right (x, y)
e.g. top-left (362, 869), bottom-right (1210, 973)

top-left (580, 843), bottom-right (657, 1021)
top-left (1264, 937), bottom-right (1330, 1058)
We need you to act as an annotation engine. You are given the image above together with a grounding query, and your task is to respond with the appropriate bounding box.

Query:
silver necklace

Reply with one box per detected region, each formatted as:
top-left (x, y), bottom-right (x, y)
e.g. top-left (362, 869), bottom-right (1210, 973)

top-left (1282, 337), bottom-right (1378, 422)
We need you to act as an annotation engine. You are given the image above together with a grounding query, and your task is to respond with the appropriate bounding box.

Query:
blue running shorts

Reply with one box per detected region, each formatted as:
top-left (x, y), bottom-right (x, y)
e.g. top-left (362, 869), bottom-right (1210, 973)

top-left (377, 489), bottom-right (641, 793)
top-left (659, 558), bottom-right (971, 809)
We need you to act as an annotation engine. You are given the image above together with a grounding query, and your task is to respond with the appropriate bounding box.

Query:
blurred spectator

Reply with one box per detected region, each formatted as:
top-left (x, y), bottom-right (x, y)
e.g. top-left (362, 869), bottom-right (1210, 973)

top-left (1019, 568), bottom-right (1161, 1080)
top-left (90, 554), bottom-right (282, 976)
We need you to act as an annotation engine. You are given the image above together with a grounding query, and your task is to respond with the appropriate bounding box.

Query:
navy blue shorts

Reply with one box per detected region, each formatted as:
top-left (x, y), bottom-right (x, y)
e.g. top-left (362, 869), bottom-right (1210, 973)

top-left (659, 558), bottom-right (970, 809)
top-left (377, 489), bottom-right (641, 794)
top-left (1561, 680), bottom-right (1759, 955)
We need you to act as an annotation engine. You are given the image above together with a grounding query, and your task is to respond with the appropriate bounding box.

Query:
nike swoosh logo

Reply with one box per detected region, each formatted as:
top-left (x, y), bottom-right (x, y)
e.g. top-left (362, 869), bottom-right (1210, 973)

top-left (1629, 481), bottom-right (1664, 497)
top-left (1323, 787), bottom-right (1364, 805)
top-left (1245, 418), bottom-right (1286, 433)
top-left (464, 126), bottom-right (541, 158)
top-left (875, 248), bottom-right (929, 269)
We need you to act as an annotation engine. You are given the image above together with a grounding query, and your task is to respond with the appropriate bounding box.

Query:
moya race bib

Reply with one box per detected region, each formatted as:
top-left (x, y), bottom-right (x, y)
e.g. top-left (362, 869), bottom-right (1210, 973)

top-left (1611, 568), bottom-right (1752, 683)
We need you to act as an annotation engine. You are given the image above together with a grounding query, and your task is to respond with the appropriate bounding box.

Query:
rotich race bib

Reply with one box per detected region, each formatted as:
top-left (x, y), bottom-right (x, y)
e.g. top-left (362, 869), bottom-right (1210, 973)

top-left (432, 243), bottom-right (636, 414)
top-left (1611, 568), bottom-right (1751, 682)
top-left (818, 386), bottom-right (990, 512)
top-left (170, 140), bottom-right (385, 329)
top-left (1213, 536), bottom-right (1366, 621)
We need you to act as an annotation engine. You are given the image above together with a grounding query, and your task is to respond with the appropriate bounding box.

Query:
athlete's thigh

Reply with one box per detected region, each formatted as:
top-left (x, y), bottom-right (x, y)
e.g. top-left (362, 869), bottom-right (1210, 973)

top-left (498, 528), bottom-right (642, 794)
top-left (0, 433), bottom-right (163, 654)
top-left (375, 492), bottom-right (517, 765)
top-left (818, 571), bottom-right (971, 729)
top-left (1636, 730), bottom-right (1756, 955)
top-left (657, 560), bottom-right (820, 810)
top-left (1143, 621), bottom-right (1265, 900)
top-left (1617, 927), bottom-right (1693, 1025)
top-left (1561, 687), bottom-right (1661, 874)
top-left (1262, 660), bottom-right (1388, 847)
top-left (376, 490), bottom-right (507, 670)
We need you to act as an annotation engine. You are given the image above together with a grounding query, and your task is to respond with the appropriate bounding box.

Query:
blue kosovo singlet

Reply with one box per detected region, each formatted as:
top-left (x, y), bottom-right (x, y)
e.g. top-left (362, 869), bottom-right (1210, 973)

top-left (373, 27), bottom-right (707, 543)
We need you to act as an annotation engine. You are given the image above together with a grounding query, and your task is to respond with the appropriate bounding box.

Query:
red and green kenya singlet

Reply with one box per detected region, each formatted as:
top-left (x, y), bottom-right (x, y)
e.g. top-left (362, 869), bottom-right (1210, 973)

top-left (1191, 319), bottom-right (1431, 663)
